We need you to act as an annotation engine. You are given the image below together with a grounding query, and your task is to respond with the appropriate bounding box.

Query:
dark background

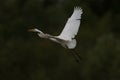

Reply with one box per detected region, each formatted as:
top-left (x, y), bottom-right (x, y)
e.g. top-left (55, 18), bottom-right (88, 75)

top-left (0, 0), bottom-right (120, 80)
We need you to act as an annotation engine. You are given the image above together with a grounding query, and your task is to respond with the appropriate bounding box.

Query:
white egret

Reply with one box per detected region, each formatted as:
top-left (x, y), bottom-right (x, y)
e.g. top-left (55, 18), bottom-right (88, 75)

top-left (29, 7), bottom-right (83, 63)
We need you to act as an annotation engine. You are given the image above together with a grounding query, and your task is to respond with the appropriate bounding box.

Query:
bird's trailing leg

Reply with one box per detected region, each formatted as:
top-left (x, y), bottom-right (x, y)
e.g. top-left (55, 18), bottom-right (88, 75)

top-left (68, 49), bottom-right (82, 64)
top-left (74, 49), bottom-right (82, 62)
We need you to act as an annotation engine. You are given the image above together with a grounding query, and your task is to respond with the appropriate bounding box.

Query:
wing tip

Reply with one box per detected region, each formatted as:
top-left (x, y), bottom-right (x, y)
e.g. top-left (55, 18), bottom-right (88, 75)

top-left (74, 6), bottom-right (83, 14)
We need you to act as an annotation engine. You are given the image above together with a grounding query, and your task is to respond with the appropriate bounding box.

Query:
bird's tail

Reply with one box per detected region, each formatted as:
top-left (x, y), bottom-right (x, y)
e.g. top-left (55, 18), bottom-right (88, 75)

top-left (66, 39), bottom-right (76, 49)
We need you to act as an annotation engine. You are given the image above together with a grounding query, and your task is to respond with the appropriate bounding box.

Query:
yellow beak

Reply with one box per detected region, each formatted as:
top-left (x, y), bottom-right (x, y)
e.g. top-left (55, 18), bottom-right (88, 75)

top-left (28, 29), bottom-right (35, 32)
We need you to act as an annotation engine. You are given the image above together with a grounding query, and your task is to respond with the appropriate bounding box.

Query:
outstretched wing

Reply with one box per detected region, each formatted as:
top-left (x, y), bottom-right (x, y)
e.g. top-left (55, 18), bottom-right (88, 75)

top-left (58, 7), bottom-right (83, 41)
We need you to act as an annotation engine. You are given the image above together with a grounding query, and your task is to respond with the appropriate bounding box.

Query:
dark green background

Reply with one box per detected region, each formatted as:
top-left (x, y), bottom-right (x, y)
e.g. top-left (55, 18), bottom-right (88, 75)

top-left (0, 0), bottom-right (120, 80)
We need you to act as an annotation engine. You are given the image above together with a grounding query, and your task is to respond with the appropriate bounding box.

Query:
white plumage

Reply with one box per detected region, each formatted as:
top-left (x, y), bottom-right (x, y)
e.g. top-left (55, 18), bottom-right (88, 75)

top-left (58, 7), bottom-right (83, 41)
top-left (29, 7), bottom-right (83, 49)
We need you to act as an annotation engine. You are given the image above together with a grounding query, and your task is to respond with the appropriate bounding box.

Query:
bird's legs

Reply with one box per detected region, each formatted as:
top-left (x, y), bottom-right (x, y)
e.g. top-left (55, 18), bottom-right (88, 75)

top-left (71, 52), bottom-right (81, 63)
top-left (74, 49), bottom-right (82, 62)
top-left (71, 49), bottom-right (81, 63)
top-left (67, 49), bottom-right (82, 64)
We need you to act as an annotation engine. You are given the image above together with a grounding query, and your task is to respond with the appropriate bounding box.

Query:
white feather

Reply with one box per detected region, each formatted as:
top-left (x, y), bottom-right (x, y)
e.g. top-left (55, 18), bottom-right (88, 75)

top-left (29, 7), bottom-right (83, 49)
top-left (57, 7), bottom-right (83, 41)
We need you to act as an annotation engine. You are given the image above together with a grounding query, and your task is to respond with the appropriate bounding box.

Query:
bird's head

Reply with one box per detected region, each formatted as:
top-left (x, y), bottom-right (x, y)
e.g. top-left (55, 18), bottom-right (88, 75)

top-left (28, 28), bottom-right (43, 33)
top-left (28, 28), bottom-right (39, 32)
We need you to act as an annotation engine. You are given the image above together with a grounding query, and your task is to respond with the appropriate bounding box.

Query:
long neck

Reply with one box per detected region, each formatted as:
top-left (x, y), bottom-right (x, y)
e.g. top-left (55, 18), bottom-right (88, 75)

top-left (37, 33), bottom-right (55, 39)
top-left (49, 38), bottom-right (60, 43)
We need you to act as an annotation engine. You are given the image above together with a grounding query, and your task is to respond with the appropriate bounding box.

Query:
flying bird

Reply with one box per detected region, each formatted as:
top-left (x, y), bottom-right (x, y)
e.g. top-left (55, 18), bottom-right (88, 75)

top-left (29, 7), bottom-right (83, 63)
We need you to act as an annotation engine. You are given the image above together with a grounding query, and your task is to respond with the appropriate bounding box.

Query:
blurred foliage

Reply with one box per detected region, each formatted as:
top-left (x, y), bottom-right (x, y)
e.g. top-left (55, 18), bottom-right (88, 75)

top-left (0, 0), bottom-right (120, 80)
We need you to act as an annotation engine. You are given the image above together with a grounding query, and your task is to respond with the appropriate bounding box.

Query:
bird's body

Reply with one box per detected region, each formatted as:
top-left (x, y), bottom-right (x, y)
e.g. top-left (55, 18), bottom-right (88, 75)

top-left (29, 7), bottom-right (83, 49)
top-left (37, 31), bottom-right (77, 49)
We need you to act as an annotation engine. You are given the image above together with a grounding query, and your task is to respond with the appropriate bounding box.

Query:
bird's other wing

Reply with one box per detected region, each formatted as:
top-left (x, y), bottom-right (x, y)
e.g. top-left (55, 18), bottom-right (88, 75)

top-left (58, 7), bottom-right (83, 41)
